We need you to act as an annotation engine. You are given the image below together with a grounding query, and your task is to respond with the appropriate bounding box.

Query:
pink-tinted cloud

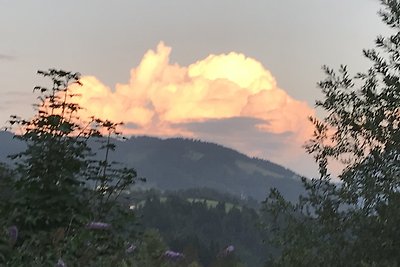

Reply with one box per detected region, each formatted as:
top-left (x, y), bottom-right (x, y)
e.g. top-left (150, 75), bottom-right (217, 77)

top-left (70, 42), bottom-right (316, 176)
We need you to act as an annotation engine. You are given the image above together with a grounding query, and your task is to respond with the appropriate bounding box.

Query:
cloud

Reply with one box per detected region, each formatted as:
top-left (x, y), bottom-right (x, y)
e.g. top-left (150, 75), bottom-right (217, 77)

top-left (183, 117), bottom-right (290, 154)
top-left (183, 117), bottom-right (316, 177)
top-left (70, 42), bottom-right (317, 176)
top-left (184, 117), bottom-right (269, 136)
top-left (1, 92), bottom-right (33, 109)
top-left (0, 54), bottom-right (15, 61)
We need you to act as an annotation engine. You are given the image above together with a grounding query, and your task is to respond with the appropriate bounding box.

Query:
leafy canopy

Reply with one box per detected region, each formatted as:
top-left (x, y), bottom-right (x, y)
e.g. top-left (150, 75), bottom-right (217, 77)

top-left (1, 69), bottom-right (141, 266)
top-left (263, 1), bottom-right (400, 266)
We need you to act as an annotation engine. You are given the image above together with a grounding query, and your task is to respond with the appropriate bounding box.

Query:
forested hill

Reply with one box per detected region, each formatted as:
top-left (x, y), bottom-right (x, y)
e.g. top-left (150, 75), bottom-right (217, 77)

top-left (112, 136), bottom-right (304, 202)
top-left (0, 132), bottom-right (304, 202)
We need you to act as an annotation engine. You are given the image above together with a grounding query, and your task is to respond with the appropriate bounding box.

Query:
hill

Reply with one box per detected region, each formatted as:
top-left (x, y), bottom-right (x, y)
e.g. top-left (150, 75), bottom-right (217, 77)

top-left (0, 132), bottom-right (304, 202)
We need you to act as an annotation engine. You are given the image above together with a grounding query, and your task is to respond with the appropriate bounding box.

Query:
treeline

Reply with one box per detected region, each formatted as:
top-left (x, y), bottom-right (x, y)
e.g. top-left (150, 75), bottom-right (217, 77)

top-left (132, 189), bottom-right (267, 266)
top-left (1, 157), bottom-right (268, 266)
top-left (2, 2), bottom-right (399, 264)
top-left (0, 70), bottom-right (271, 266)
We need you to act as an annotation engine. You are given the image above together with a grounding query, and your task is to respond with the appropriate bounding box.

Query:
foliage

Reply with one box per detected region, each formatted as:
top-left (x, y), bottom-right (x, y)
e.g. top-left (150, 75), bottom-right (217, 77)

top-left (262, 1), bottom-right (400, 266)
top-left (136, 190), bottom-right (264, 266)
top-left (0, 163), bottom-right (16, 262)
top-left (0, 69), bottom-right (141, 266)
top-left (0, 163), bottom-right (14, 208)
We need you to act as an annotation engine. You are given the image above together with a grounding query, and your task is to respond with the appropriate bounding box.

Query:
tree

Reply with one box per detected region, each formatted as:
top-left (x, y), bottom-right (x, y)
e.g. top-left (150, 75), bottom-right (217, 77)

top-left (0, 163), bottom-right (14, 205)
top-left (262, 1), bottom-right (400, 266)
top-left (1, 69), bottom-right (141, 266)
top-left (135, 190), bottom-right (264, 266)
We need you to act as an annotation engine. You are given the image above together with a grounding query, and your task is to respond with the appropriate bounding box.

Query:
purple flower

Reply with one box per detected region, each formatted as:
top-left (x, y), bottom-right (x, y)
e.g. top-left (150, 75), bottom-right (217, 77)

top-left (85, 222), bottom-right (111, 230)
top-left (126, 244), bottom-right (137, 254)
top-left (219, 245), bottom-right (235, 257)
top-left (225, 245), bottom-right (235, 254)
top-left (56, 258), bottom-right (67, 267)
top-left (8, 225), bottom-right (18, 244)
top-left (163, 250), bottom-right (184, 261)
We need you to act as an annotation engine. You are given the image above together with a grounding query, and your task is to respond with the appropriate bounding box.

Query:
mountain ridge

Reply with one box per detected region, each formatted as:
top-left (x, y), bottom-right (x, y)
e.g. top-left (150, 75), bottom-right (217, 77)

top-left (0, 131), bottom-right (304, 202)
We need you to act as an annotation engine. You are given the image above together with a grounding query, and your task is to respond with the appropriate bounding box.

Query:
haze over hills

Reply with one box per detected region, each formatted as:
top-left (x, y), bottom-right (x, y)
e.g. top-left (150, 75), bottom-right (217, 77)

top-left (0, 131), bottom-right (305, 202)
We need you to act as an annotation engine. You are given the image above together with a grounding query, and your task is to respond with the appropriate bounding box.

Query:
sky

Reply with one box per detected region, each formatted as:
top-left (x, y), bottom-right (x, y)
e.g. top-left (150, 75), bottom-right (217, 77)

top-left (0, 0), bottom-right (389, 177)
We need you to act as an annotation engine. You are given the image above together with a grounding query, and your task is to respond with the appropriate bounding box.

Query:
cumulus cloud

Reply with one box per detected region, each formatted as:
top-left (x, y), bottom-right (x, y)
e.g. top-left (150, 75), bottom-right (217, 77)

top-left (70, 42), bottom-right (316, 176)
top-left (184, 117), bottom-right (315, 177)
top-left (0, 54), bottom-right (15, 61)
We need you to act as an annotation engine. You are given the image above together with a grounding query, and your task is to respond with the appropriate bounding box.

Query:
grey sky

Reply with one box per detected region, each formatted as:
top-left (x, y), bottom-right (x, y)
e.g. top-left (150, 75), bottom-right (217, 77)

top-left (0, 0), bottom-right (388, 176)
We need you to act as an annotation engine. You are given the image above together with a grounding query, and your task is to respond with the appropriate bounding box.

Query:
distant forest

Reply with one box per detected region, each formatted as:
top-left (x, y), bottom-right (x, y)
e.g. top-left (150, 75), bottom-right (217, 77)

top-left (131, 188), bottom-right (269, 266)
